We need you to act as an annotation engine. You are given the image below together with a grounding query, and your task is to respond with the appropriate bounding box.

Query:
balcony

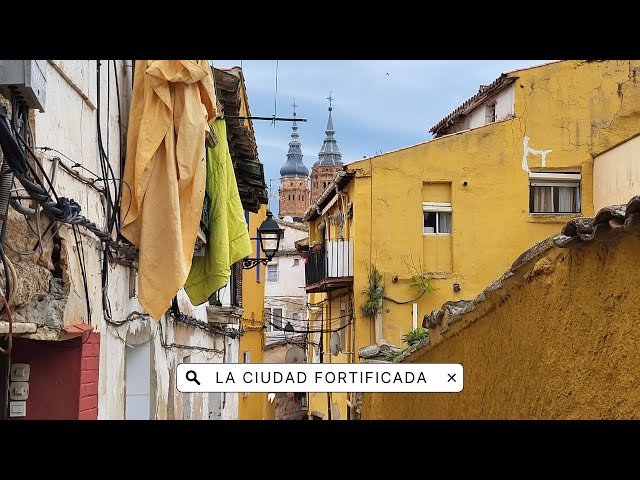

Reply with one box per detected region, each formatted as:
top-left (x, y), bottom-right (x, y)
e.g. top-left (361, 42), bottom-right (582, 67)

top-left (304, 239), bottom-right (354, 293)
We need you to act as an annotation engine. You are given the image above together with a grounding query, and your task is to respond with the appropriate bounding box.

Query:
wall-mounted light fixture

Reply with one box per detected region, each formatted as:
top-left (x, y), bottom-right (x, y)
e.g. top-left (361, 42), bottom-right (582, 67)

top-left (453, 283), bottom-right (461, 292)
top-left (241, 211), bottom-right (284, 270)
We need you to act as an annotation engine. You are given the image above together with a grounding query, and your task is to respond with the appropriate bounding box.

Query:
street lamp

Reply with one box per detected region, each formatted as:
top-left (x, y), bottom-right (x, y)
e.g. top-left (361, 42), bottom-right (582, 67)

top-left (241, 211), bottom-right (284, 269)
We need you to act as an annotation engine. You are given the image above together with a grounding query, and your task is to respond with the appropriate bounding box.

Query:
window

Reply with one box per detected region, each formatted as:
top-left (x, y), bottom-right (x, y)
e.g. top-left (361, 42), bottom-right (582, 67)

top-left (485, 102), bottom-right (497, 124)
top-left (423, 202), bottom-right (452, 234)
top-left (292, 312), bottom-right (299, 322)
top-left (209, 264), bottom-right (240, 307)
top-left (243, 351), bottom-right (251, 363)
top-left (529, 172), bottom-right (581, 214)
top-left (267, 264), bottom-right (278, 282)
top-left (293, 258), bottom-right (299, 266)
top-left (323, 181), bottom-right (327, 188)
top-left (314, 182), bottom-right (318, 189)
top-left (270, 308), bottom-right (283, 331)
top-left (265, 307), bottom-right (285, 332)
top-left (125, 343), bottom-right (151, 420)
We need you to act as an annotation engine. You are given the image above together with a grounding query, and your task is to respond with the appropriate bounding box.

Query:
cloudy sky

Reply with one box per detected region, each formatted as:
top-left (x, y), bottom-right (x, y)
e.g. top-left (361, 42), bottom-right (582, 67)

top-left (213, 60), bottom-right (552, 214)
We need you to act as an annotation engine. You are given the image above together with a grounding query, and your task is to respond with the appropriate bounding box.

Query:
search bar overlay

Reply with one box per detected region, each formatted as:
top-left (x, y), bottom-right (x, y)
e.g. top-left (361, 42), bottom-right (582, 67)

top-left (177, 363), bottom-right (463, 393)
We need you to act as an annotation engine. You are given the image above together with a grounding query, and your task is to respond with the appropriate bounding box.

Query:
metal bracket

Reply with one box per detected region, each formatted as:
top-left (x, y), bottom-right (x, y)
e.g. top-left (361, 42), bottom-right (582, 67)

top-left (241, 258), bottom-right (269, 270)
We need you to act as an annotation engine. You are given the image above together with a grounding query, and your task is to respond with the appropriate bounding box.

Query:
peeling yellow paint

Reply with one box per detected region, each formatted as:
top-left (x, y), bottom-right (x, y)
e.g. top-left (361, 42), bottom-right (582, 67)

top-left (306, 59), bottom-right (640, 419)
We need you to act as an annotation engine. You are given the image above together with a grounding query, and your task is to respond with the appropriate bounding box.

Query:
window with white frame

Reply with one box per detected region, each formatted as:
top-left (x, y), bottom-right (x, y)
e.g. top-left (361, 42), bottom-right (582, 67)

top-left (529, 172), bottom-right (581, 214)
top-left (266, 307), bottom-right (283, 332)
top-left (485, 102), bottom-right (497, 124)
top-left (423, 202), bottom-right (452, 234)
top-left (266, 264), bottom-right (278, 283)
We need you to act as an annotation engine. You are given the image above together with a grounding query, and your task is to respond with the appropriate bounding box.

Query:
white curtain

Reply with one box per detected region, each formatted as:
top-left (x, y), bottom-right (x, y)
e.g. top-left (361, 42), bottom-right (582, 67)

top-left (533, 186), bottom-right (553, 212)
top-left (438, 212), bottom-right (452, 233)
top-left (558, 186), bottom-right (580, 212)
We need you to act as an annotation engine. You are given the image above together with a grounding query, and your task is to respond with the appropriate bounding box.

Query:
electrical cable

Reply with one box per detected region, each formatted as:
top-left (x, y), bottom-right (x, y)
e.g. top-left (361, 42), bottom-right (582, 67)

top-left (112, 59), bottom-right (126, 235)
top-left (1, 248), bottom-right (18, 304)
top-left (0, 107), bottom-right (137, 262)
top-left (0, 246), bottom-right (12, 307)
top-left (0, 288), bottom-right (13, 356)
top-left (264, 314), bottom-right (353, 335)
top-left (384, 290), bottom-right (427, 305)
top-left (71, 224), bottom-right (92, 323)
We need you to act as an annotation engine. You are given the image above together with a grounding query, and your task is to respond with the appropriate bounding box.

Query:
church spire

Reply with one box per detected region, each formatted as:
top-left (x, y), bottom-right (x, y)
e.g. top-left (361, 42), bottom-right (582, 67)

top-left (314, 92), bottom-right (343, 167)
top-left (279, 100), bottom-right (309, 178)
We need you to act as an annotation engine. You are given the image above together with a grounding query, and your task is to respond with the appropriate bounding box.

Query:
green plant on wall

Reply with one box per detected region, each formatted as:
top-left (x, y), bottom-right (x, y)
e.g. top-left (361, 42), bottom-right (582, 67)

top-left (404, 256), bottom-right (435, 295)
top-left (361, 266), bottom-right (384, 317)
top-left (384, 327), bottom-right (430, 362)
top-left (402, 327), bottom-right (430, 347)
top-left (384, 348), bottom-right (405, 362)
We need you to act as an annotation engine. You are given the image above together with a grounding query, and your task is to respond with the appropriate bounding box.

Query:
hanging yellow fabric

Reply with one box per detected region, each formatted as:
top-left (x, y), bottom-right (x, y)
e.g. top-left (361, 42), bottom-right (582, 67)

top-left (184, 118), bottom-right (253, 305)
top-left (121, 60), bottom-right (218, 320)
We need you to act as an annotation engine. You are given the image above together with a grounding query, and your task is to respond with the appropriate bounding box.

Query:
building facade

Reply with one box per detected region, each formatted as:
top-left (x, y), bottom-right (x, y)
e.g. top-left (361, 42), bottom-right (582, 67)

top-left (593, 133), bottom-right (640, 211)
top-left (310, 100), bottom-right (344, 204)
top-left (264, 218), bottom-right (309, 336)
top-left (0, 61), bottom-right (268, 420)
top-left (300, 59), bottom-right (640, 420)
top-left (278, 107), bottom-right (309, 219)
top-left (361, 196), bottom-right (640, 419)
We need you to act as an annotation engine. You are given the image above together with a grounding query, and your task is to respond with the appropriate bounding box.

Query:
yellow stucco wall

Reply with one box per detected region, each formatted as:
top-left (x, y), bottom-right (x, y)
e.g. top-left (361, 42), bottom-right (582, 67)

top-left (362, 229), bottom-right (640, 419)
top-left (238, 204), bottom-right (268, 420)
top-left (347, 59), bottom-right (640, 352)
top-left (306, 287), bottom-right (354, 420)
top-left (306, 60), bottom-right (640, 419)
top-left (593, 134), bottom-right (640, 211)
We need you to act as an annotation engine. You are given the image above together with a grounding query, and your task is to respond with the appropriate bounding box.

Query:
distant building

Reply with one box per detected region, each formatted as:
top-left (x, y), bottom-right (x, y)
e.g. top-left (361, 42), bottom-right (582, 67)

top-left (299, 59), bottom-right (640, 420)
top-left (310, 97), bottom-right (344, 204)
top-left (278, 106), bottom-right (309, 219)
top-left (264, 217), bottom-right (309, 337)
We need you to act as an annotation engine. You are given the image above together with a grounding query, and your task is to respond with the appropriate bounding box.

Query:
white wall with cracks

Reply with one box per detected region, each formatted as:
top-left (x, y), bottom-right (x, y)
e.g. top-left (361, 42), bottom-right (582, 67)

top-left (2, 60), bottom-right (238, 420)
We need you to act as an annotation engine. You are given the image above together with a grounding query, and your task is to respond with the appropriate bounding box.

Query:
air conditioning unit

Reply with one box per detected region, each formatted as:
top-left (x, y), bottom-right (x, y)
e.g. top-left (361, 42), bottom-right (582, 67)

top-left (0, 60), bottom-right (47, 112)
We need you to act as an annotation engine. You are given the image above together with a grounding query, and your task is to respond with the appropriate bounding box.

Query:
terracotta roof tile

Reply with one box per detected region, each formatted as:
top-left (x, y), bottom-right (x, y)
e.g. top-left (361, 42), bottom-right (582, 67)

top-left (429, 74), bottom-right (515, 136)
top-left (412, 195), bottom-right (640, 361)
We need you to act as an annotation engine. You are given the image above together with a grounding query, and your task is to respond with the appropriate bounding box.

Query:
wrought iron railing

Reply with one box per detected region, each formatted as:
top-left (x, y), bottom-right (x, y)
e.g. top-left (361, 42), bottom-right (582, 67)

top-left (304, 239), bottom-right (353, 286)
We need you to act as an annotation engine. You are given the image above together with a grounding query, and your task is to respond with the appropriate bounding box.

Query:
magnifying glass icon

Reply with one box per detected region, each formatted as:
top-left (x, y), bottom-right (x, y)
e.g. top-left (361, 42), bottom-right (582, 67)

top-left (186, 370), bottom-right (201, 385)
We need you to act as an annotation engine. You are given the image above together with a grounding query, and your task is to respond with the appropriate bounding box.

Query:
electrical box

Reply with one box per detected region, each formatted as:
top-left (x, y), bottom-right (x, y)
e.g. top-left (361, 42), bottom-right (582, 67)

top-left (9, 381), bottom-right (29, 401)
top-left (0, 60), bottom-right (47, 112)
top-left (10, 363), bottom-right (30, 382)
top-left (9, 401), bottom-right (26, 417)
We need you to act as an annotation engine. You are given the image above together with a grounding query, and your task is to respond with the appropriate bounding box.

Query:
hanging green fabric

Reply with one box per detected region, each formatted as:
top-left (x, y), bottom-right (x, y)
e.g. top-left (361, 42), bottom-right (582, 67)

top-left (184, 117), bottom-right (253, 305)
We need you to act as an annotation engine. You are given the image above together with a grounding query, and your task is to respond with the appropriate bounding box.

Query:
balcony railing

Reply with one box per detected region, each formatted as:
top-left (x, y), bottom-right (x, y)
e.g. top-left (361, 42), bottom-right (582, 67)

top-left (304, 239), bottom-right (353, 293)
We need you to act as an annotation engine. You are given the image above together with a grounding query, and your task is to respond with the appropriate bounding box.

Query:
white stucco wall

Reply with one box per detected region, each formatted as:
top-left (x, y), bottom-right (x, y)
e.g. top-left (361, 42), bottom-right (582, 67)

top-left (593, 134), bottom-right (640, 211)
top-left (265, 222), bottom-right (308, 333)
top-left (25, 60), bottom-right (238, 420)
top-left (465, 84), bottom-right (515, 130)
